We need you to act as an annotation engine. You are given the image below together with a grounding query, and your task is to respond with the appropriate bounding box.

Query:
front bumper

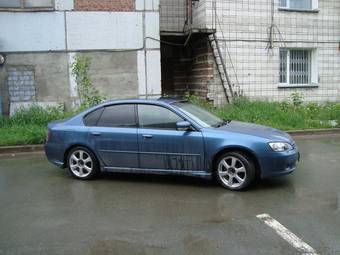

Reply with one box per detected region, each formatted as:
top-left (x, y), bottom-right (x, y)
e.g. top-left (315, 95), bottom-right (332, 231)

top-left (260, 148), bottom-right (300, 179)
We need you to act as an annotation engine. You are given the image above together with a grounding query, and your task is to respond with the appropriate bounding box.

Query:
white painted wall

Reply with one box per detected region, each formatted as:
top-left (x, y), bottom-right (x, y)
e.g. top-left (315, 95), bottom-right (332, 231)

top-left (55, 0), bottom-right (73, 10)
top-left (0, 11), bottom-right (157, 52)
top-left (146, 50), bottom-right (162, 96)
top-left (0, 12), bottom-right (65, 52)
top-left (145, 12), bottom-right (160, 49)
top-left (66, 12), bottom-right (144, 51)
top-left (137, 50), bottom-right (161, 98)
top-left (136, 0), bottom-right (159, 11)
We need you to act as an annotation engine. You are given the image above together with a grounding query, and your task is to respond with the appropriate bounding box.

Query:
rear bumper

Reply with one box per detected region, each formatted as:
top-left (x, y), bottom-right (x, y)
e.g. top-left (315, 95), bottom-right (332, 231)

top-left (44, 143), bottom-right (65, 168)
top-left (260, 148), bottom-right (300, 179)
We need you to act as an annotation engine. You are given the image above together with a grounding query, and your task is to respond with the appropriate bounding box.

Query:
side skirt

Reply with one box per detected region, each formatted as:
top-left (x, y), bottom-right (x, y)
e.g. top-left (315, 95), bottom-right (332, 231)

top-left (102, 166), bottom-right (212, 180)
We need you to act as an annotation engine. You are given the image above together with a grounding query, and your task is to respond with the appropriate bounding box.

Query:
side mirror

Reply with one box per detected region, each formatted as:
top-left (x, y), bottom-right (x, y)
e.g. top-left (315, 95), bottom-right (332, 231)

top-left (176, 121), bottom-right (192, 131)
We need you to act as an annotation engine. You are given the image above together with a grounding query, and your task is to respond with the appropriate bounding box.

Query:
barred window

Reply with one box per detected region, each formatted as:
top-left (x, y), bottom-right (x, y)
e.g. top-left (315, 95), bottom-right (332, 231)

top-left (279, 0), bottom-right (313, 10)
top-left (279, 49), bottom-right (312, 85)
top-left (0, 0), bottom-right (53, 9)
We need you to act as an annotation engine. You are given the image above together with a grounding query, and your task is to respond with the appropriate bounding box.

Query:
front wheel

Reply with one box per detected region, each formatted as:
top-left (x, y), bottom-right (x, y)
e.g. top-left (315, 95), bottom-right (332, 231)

top-left (215, 152), bottom-right (256, 190)
top-left (67, 147), bottom-right (99, 180)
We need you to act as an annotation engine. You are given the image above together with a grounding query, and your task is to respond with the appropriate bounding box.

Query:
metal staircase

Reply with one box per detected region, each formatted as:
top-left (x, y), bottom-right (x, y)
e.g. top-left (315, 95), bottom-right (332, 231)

top-left (208, 33), bottom-right (234, 103)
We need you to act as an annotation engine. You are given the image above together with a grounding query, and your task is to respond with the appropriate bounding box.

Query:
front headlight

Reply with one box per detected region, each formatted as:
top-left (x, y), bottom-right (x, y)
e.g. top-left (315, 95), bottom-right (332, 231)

top-left (269, 142), bottom-right (293, 152)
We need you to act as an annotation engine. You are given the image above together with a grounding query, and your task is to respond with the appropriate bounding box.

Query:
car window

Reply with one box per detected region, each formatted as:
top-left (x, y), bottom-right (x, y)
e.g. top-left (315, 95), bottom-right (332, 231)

top-left (83, 107), bottom-right (104, 126)
top-left (138, 104), bottom-right (184, 130)
top-left (97, 104), bottom-right (136, 128)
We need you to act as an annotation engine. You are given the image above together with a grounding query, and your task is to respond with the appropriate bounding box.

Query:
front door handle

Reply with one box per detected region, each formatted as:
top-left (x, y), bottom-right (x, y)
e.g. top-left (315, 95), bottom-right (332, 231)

top-left (142, 134), bottom-right (153, 139)
top-left (90, 132), bottom-right (101, 136)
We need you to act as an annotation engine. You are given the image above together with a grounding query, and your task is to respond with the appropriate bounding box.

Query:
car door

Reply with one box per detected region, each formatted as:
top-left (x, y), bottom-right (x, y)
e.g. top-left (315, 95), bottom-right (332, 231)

top-left (137, 104), bottom-right (204, 171)
top-left (86, 104), bottom-right (139, 168)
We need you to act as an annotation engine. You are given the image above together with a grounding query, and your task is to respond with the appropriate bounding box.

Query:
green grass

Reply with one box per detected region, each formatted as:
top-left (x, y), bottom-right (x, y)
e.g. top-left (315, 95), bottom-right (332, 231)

top-left (0, 98), bottom-right (339, 146)
top-left (0, 106), bottom-right (76, 146)
top-left (194, 97), bottom-right (340, 131)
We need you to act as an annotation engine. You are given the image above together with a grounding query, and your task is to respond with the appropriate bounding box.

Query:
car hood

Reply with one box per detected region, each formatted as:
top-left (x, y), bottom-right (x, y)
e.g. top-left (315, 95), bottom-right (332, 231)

top-left (212, 121), bottom-right (293, 143)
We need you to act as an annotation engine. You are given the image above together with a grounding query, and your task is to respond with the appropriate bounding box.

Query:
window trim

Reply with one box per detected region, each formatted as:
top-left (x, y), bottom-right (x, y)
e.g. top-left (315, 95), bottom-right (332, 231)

top-left (278, 0), bottom-right (319, 12)
top-left (136, 103), bottom-right (197, 131)
top-left (0, 0), bottom-right (55, 11)
top-left (279, 48), bottom-right (318, 88)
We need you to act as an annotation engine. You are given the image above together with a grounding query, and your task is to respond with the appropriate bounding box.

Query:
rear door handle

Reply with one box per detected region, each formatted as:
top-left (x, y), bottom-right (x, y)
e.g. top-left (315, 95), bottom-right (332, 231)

top-left (142, 134), bottom-right (153, 139)
top-left (90, 132), bottom-right (101, 136)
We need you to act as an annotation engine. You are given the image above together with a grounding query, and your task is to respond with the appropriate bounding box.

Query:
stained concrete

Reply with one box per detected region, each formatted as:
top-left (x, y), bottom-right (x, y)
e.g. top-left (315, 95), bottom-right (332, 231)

top-left (0, 51), bottom-right (138, 114)
top-left (0, 137), bottom-right (339, 255)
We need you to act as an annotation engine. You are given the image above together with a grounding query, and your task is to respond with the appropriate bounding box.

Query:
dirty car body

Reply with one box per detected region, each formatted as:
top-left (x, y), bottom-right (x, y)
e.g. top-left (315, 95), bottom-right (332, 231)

top-left (45, 98), bottom-right (299, 190)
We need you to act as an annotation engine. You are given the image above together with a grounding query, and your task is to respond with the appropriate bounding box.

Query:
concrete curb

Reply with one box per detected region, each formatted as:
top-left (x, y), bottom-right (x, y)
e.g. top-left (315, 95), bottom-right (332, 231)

top-left (0, 128), bottom-right (339, 155)
top-left (287, 128), bottom-right (340, 136)
top-left (0, 144), bottom-right (44, 155)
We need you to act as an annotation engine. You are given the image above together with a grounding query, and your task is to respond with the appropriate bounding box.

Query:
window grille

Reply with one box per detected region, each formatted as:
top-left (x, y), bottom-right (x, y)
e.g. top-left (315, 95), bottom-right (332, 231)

top-left (280, 49), bottom-right (312, 85)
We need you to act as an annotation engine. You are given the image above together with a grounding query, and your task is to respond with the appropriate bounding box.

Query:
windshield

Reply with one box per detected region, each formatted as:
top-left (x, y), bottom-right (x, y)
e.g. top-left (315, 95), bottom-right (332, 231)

top-left (173, 102), bottom-right (223, 128)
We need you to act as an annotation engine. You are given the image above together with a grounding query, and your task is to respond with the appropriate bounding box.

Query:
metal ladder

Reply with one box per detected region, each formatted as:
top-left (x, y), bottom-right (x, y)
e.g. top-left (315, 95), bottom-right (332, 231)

top-left (208, 33), bottom-right (234, 103)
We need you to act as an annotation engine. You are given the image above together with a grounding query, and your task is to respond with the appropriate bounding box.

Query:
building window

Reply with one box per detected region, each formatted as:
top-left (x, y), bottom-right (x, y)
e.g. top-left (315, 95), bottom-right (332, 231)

top-left (279, 0), bottom-right (317, 10)
top-left (0, 0), bottom-right (54, 9)
top-left (279, 49), bottom-right (318, 86)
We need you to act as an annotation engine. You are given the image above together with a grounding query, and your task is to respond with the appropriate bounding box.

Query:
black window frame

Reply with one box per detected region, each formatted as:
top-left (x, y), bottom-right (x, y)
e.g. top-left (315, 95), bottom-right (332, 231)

top-left (84, 103), bottom-right (137, 128)
top-left (83, 107), bottom-right (104, 127)
top-left (136, 103), bottom-right (194, 131)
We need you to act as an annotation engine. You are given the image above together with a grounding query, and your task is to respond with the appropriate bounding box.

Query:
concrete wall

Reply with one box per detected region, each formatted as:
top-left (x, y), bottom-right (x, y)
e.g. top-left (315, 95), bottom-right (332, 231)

top-left (0, 0), bottom-right (161, 114)
top-left (0, 51), bottom-right (139, 114)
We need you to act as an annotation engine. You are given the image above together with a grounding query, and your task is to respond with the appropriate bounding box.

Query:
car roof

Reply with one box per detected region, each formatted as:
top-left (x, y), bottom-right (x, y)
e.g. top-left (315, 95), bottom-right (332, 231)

top-left (102, 97), bottom-right (186, 105)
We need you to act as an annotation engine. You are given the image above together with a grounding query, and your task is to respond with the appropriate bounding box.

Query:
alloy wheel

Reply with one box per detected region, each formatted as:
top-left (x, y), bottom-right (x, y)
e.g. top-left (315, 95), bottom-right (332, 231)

top-left (218, 156), bottom-right (247, 188)
top-left (69, 150), bottom-right (93, 178)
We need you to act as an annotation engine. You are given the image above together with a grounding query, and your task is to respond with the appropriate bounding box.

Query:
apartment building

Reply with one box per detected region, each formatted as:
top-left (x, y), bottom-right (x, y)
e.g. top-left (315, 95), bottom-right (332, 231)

top-left (0, 0), bottom-right (339, 115)
top-left (0, 0), bottom-right (161, 114)
top-left (160, 0), bottom-right (340, 105)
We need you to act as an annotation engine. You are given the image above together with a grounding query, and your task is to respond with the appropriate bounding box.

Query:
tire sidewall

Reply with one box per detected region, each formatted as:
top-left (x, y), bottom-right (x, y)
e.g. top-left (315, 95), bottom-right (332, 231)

top-left (215, 151), bottom-right (255, 190)
top-left (67, 146), bottom-right (99, 180)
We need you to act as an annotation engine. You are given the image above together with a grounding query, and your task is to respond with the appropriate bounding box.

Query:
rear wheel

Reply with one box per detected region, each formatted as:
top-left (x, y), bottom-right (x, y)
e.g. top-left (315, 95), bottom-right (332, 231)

top-left (215, 151), bottom-right (256, 190)
top-left (67, 147), bottom-right (99, 180)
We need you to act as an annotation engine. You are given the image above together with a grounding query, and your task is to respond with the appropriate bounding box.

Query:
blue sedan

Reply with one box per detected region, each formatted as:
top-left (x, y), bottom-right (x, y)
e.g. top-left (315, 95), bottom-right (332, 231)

top-left (45, 98), bottom-right (299, 190)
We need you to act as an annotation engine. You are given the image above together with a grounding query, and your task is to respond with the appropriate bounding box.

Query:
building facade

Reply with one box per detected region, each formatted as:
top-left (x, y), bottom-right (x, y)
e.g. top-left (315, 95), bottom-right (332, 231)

top-left (0, 0), bottom-right (161, 115)
top-left (1, 0), bottom-right (339, 115)
top-left (160, 0), bottom-right (340, 105)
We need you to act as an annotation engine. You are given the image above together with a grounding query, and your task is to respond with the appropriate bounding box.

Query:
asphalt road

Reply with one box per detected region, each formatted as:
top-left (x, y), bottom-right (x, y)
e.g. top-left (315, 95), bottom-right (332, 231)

top-left (0, 136), bottom-right (339, 255)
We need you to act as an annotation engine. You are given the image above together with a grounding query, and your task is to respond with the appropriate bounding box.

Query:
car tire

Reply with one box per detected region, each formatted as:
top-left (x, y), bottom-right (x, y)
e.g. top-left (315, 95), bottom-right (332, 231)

top-left (67, 146), bottom-right (100, 180)
top-left (215, 151), bottom-right (256, 191)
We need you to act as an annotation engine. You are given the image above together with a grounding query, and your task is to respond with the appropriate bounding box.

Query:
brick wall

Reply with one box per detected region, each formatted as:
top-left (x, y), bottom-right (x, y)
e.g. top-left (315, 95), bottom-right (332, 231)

top-left (173, 38), bottom-right (214, 98)
top-left (7, 66), bottom-right (36, 102)
top-left (7, 66), bottom-right (35, 102)
top-left (74, 0), bottom-right (135, 11)
top-left (161, 37), bottom-right (226, 104)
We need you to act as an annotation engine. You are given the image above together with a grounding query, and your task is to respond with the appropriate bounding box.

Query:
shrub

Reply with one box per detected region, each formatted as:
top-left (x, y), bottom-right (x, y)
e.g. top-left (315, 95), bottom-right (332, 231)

top-left (72, 54), bottom-right (105, 109)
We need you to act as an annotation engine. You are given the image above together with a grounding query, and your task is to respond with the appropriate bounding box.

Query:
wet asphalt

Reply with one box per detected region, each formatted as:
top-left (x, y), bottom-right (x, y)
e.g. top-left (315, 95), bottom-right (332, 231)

top-left (0, 136), bottom-right (339, 255)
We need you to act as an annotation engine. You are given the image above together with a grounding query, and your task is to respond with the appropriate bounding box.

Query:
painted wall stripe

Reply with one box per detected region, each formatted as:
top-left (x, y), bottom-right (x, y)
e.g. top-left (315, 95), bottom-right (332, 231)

top-left (257, 214), bottom-right (319, 255)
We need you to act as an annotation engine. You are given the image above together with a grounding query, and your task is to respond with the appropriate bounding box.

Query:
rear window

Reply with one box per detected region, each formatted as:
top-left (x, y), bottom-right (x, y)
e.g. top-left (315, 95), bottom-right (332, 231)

top-left (84, 108), bottom-right (104, 126)
top-left (97, 104), bottom-right (136, 128)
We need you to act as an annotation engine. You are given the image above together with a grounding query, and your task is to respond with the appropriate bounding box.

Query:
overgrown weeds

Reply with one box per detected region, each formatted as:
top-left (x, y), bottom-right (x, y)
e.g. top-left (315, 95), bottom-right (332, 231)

top-left (188, 93), bottom-right (340, 130)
